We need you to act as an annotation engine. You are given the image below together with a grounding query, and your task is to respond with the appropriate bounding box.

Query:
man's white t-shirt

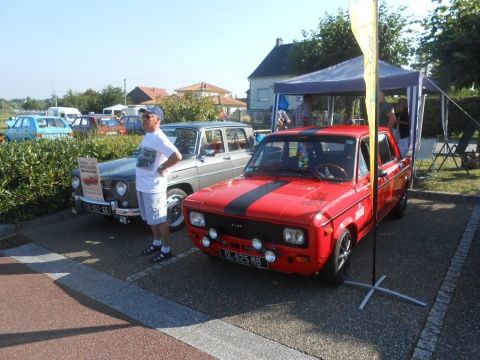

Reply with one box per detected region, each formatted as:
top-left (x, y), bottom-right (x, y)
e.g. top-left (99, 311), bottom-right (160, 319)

top-left (135, 129), bottom-right (177, 193)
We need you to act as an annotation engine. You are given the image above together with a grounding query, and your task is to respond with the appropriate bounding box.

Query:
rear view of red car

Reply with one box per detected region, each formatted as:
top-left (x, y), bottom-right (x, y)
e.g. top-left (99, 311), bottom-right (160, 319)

top-left (71, 115), bottom-right (126, 137)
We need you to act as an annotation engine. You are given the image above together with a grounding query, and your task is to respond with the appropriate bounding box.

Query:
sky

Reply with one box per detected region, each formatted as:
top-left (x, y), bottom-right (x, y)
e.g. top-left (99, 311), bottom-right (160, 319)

top-left (0, 0), bottom-right (437, 100)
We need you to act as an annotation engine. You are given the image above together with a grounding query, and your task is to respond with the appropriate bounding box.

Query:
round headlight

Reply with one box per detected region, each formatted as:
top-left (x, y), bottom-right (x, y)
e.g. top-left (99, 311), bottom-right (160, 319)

top-left (72, 176), bottom-right (81, 189)
top-left (208, 228), bottom-right (218, 240)
top-left (264, 250), bottom-right (276, 263)
top-left (251, 238), bottom-right (263, 250)
top-left (201, 236), bottom-right (211, 248)
top-left (115, 181), bottom-right (128, 196)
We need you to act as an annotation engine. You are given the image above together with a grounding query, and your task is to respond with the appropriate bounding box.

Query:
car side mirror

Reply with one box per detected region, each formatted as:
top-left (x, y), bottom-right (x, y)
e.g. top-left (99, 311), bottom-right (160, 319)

top-left (378, 168), bottom-right (388, 178)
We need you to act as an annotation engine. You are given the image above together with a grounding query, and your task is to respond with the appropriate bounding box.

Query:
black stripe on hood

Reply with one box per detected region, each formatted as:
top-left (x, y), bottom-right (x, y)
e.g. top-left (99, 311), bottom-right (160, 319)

top-left (224, 181), bottom-right (289, 216)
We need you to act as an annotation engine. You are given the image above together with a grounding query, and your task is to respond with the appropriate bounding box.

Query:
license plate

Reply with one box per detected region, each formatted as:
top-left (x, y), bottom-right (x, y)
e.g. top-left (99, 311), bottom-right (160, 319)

top-left (83, 202), bottom-right (112, 215)
top-left (220, 249), bottom-right (267, 269)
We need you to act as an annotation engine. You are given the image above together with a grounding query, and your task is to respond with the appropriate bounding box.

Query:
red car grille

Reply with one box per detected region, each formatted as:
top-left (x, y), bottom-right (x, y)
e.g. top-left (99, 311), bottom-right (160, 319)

top-left (204, 213), bottom-right (308, 248)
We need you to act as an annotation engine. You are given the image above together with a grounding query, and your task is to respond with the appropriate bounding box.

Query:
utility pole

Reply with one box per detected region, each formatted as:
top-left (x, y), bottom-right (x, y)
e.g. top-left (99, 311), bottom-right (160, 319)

top-left (123, 78), bottom-right (127, 105)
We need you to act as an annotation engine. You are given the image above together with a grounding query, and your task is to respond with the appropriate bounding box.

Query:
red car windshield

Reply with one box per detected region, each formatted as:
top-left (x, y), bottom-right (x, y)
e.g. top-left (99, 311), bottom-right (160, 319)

top-left (246, 135), bottom-right (357, 181)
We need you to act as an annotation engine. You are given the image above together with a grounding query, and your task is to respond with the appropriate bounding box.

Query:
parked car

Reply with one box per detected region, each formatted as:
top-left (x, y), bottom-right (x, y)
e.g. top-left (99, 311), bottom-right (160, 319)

top-left (71, 115), bottom-right (126, 137)
top-left (121, 115), bottom-right (144, 135)
top-left (71, 121), bottom-right (256, 231)
top-left (3, 115), bottom-right (73, 141)
top-left (183, 125), bottom-right (412, 284)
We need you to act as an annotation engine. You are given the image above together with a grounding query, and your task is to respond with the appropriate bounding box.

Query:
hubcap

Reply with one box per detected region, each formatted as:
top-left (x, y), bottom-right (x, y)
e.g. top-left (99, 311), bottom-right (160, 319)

top-left (167, 194), bottom-right (184, 227)
top-left (337, 232), bottom-right (352, 271)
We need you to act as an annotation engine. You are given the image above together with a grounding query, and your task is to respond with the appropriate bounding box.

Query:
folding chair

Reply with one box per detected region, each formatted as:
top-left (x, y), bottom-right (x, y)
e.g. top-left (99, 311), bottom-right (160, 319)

top-left (429, 122), bottom-right (477, 175)
top-left (414, 138), bottom-right (437, 178)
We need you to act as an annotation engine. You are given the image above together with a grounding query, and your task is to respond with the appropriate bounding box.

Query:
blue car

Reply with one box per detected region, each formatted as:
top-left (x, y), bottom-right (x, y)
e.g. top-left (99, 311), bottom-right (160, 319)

top-left (120, 115), bottom-right (144, 135)
top-left (5, 115), bottom-right (73, 141)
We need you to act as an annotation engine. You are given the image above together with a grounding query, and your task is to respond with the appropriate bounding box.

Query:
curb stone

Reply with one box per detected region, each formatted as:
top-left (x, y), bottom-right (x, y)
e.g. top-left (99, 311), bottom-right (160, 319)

top-left (409, 189), bottom-right (480, 204)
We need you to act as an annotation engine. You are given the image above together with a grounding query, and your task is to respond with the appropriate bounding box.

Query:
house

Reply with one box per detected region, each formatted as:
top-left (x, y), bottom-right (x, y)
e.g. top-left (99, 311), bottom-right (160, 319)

top-left (127, 86), bottom-right (169, 104)
top-left (248, 38), bottom-right (302, 110)
top-left (175, 82), bottom-right (230, 99)
top-left (175, 82), bottom-right (246, 117)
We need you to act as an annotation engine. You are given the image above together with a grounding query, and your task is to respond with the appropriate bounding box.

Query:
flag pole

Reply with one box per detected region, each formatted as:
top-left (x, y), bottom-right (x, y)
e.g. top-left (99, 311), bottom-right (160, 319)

top-left (345, 0), bottom-right (427, 310)
top-left (371, 0), bottom-right (379, 287)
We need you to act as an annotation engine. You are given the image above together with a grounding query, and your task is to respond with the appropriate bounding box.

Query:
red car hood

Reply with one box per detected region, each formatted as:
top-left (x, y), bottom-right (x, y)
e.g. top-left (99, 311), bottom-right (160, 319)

top-left (185, 177), bottom-right (358, 226)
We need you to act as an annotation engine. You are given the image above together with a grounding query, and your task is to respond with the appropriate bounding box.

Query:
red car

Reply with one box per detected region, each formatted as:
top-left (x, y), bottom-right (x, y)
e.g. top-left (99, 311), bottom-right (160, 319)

top-left (183, 125), bottom-right (411, 284)
top-left (71, 115), bottom-right (126, 137)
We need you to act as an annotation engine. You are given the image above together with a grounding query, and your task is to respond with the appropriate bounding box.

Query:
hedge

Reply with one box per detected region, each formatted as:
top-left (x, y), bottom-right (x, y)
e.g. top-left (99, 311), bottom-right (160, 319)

top-left (0, 136), bottom-right (141, 223)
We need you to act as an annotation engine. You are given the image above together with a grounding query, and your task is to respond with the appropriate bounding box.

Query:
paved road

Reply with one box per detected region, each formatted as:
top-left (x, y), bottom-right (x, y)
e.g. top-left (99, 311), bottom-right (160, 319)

top-left (1, 194), bottom-right (479, 359)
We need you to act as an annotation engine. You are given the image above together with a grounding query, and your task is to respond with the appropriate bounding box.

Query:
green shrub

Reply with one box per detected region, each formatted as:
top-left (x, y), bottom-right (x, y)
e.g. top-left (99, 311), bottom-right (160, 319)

top-left (0, 135), bottom-right (141, 223)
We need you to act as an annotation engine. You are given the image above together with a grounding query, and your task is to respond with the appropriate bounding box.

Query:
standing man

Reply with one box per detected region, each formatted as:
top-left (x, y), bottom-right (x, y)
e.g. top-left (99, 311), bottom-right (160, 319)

top-left (136, 106), bottom-right (182, 263)
top-left (377, 91), bottom-right (398, 133)
top-left (294, 94), bottom-right (314, 127)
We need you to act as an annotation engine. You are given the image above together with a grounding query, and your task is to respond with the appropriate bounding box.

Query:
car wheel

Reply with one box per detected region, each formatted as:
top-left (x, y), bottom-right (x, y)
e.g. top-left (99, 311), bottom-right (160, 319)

top-left (166, 188), bottom-right (188, 232)
top-left (322, 228), bottom-right (353, 285)
top-left (391, 189), bottom-right (408, 219)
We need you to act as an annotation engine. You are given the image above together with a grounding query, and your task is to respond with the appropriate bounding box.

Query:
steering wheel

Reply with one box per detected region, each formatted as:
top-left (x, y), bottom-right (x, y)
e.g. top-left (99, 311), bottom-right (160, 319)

top-left (314, 163), bottom-right (349, 179)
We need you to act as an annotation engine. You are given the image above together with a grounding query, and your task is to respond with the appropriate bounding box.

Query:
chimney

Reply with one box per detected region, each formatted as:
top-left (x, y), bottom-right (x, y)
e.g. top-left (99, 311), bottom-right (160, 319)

top-left (276, 37), bottom-right (283, 46)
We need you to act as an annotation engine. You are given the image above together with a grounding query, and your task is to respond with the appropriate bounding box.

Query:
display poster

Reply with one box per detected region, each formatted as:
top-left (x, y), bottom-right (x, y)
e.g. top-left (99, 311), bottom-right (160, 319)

top-left (77, 157), bottom-right (104, 201)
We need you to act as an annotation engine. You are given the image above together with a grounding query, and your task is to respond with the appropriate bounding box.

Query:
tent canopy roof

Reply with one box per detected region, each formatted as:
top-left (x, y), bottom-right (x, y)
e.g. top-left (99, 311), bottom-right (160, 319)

top-left (274, 56), bottom-right (438, 95)
top-left (103, 104), bottom-right (127, 111)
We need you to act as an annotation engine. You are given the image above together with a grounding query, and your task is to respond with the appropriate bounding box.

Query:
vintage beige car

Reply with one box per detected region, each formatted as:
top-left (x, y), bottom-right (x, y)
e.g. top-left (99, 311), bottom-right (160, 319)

top-left (71, 121), bottom-right (256, 231)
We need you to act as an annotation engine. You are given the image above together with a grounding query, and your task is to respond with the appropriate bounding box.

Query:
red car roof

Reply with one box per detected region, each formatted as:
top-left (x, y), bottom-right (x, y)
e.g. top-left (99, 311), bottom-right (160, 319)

top-left (271, 125), bottom-right (390, 138)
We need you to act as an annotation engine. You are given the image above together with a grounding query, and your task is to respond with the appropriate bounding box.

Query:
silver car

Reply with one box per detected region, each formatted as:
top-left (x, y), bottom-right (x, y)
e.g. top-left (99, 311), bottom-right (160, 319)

top-left (71, 121), bottom-right (256, 231)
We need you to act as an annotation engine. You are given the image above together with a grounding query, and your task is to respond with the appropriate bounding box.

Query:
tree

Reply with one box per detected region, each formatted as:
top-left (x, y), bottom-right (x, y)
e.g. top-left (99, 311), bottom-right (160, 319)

top-left (21, 97), bottom-right (45, 110)
top-left (289, 2), bottom-right (412, 75)
top-left (416, 0), bottom-right (480, 88)
top-left (159, 95), bottom-right (218, 123)
top-left (60, 90), bottom-right (83, 109)
top-left (101, 85), bottom-right (125, 110)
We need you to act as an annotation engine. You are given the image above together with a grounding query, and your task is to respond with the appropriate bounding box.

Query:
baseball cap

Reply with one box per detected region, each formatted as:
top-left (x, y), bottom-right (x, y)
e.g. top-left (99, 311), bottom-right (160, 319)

top-left (139, 106), bottom-right (164, 120)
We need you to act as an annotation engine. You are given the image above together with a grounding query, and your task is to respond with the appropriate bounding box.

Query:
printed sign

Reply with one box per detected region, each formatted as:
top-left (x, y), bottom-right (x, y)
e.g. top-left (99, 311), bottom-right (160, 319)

top-left (77, 157), bottom-right (104, 201)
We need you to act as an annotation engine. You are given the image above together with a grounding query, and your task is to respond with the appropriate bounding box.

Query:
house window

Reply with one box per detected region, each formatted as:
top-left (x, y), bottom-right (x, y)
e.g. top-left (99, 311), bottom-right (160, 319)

top-left (257, 88), bottom-right (270, 102)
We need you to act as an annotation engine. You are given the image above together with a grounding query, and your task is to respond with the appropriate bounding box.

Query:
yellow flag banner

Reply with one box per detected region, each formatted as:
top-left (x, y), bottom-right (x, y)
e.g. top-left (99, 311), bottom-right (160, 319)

top-left (350, 0), bottom-right (378, 195)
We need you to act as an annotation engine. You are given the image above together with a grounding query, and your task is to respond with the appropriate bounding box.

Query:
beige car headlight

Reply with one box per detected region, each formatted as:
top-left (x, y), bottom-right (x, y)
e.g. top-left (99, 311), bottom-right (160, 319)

top-left (72, 176), bottom-right (81, 189)
top-left (283, 228), bottom-right (305, 245)
top-left (115, 181), bottom-right (128, 196)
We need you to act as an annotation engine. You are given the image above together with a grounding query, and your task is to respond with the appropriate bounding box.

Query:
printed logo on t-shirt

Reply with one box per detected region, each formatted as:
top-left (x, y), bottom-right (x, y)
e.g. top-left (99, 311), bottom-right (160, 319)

top-left (136, 146), bottom-right (157, 168)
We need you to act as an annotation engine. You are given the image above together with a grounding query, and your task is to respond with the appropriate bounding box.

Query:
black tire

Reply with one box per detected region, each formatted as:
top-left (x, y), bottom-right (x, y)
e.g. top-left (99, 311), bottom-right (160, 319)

top-left (166, 188), bottom-right (188, 232)
top-left (321, 229), bottom-right (353, 285)
top-left (391, 189), bottom-right (408, 219)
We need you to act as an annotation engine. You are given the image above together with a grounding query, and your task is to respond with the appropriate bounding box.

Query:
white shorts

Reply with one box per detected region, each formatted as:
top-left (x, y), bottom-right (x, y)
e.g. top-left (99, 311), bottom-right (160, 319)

top-left (137, 191), bottom-right (167, 225)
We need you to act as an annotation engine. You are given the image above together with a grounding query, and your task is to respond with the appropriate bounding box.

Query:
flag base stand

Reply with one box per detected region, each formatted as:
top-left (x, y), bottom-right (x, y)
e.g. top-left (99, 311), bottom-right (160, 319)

top-left (344, 275), bottom-right (428, 310)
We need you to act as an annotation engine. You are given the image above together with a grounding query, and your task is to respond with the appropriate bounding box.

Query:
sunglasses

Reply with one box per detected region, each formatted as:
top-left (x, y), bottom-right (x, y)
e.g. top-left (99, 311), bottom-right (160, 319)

top-left (141, 113), bottom-right (154, 120)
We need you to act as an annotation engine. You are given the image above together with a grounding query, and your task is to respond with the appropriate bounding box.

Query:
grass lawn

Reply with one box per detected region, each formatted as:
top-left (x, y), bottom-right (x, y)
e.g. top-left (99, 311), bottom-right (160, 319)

top-left (413, 157), bottom-right (480, 195)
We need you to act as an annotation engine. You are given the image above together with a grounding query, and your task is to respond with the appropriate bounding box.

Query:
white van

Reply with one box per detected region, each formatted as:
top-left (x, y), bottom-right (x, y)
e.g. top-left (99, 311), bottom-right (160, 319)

top-left (47, 107), bottom-right (82, 124)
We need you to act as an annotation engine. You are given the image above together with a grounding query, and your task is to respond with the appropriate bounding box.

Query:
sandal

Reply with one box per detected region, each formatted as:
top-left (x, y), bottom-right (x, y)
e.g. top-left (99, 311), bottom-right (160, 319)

top-left (151, 251), bottom-right (172, 263)
top-left (141, 244), bottom-right (161, 256)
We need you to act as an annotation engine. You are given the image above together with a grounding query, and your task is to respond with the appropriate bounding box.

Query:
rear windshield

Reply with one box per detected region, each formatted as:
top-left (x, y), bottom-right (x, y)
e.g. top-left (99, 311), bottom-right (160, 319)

top-left (37, 117), bottom-right (67, 128)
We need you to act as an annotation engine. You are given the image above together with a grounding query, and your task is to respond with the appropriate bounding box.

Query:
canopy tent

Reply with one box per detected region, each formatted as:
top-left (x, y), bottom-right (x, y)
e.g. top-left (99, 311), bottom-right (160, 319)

top-left (272, 56), bottom-right (442, 168)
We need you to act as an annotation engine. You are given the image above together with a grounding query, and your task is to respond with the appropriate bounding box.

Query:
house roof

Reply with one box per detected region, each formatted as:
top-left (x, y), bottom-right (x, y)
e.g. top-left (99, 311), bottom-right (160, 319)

top-left (248, 42), bottom-right (295, 79)
top-left (137, 86), bottom-right (169, 99)
top-left (175, 82), bottom-right (230, 94)
top-left (212, 96), bottom-right (246, 107)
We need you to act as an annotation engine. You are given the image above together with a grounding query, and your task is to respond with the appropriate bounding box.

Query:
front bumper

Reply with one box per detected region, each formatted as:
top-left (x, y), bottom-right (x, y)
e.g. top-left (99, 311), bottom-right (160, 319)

top-left (187, 227), bottom-right (324, 276)
top-left (73, 194), bottom-right (140, 222)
